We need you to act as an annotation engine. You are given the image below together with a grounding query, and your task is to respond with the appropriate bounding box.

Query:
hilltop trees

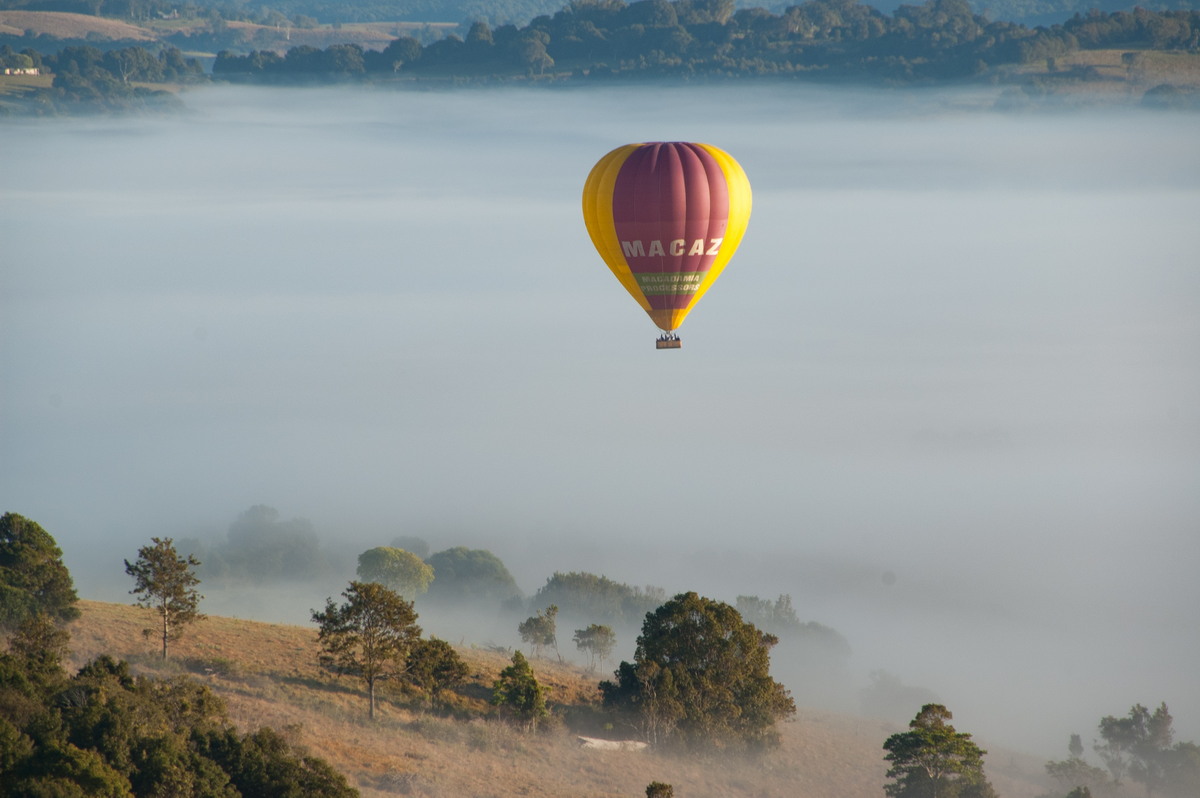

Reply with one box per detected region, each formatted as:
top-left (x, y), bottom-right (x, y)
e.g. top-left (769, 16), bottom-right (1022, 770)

top-left (357, 546), bottom-right (434, 599)
top-left (573, 623), bottom-right (616, 672)
top-left (391, 535), bottom-right (430, 559)
top-left (600, 592), bottom-right (795, 751)
top-left (531, 571), bottom-right (665, 626)
top-left (0, 512), bottom-right (80, 630)
top-left (198, 505), bottom-right (345, 582)
top-left (206, 0), bottom-right (1200, 86)
top-left (1093, 702), bottom-right (1200, 797)
top-left (1095, 702), bottom-right (1174, 788)
top-left (9, 2), bottom-right (1200, 113)
top-left (15, 44), bottom-right (203, 112)
top-left (518, 604), bottom-right (559, 660)
top-left (883, 704), bottom-right (996, 798)
top-left (1044, 704), bottom-right (1199, 798)
top-left (312, 581), bottom-right (421, 720)
top-left (736, 592), bottom-right (852, 708)
top-left (1045, 733), bottom-right (1112, 797)
top-left (1165, 743), bottom-right (1200, 798)
top-left (179, 505), bottom-right (346, 584)
top-left (861, 670), bottom-right (941, 725)
top-left (424, 547), bottom-right (523, 608)
top-left (124, 537), bottom-right (205, 661)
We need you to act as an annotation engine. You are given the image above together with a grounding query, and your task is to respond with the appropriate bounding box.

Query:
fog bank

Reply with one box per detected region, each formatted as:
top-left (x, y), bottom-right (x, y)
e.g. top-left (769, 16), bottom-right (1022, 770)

top-left (3, 83), bottom-right (1198, 756)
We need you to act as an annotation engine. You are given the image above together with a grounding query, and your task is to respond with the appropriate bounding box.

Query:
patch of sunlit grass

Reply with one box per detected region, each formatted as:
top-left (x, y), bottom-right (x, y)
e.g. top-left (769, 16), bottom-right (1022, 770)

top-left (65, 600), bottom-right (1051, 798)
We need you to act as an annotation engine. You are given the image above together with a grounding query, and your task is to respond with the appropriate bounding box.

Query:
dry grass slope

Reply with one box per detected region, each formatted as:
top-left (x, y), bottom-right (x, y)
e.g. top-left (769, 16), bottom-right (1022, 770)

top-left (1009, 48), bottom-right (1200, 97)
top-left (65, 600), bottom-right (1051, 798)
top-left (0, 11), bottom-right (451, 53)
top-left (0, 10), bottom-right (156, 40)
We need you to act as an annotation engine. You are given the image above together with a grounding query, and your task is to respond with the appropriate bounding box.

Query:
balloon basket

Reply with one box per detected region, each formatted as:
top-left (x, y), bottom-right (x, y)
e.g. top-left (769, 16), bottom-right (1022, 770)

top-left (656, 335), bottom-right (681, 350)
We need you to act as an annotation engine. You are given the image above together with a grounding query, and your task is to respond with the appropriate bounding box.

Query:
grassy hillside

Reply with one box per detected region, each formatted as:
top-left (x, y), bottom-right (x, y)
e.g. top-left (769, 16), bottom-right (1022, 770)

top-left (0, 10), bottom-right (454, 52)
top-left (65, 600), bottom-right (1052, 798)
top-left (0, 9), bottom-right (156, 39)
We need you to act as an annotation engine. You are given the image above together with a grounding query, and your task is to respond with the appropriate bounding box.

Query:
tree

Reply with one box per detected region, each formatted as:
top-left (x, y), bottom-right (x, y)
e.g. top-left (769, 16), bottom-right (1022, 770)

top-left (1046, 753), bottom-right (1112, 796)
top-left (311, 581), bottom-right (421, 720)
top-left (736, 594), bottom-right (801, 631)
top-left (1045, 733), bottom-right (1111, 797)
top-left (0, 642), bottom-right (355, 798)
top-left (532, 571), bottom-right (665, 625)
top-left (883, 704), bottom-right (996, 798)
top-left (599, 591), bottom-right (795, 751)
top-left (491, 650), bottom-right (548, 730)
top-left (1162, 741), bottom-right (1200, 798)
top-left (406, 637), bottom-right (469, 710)
top-left (424, 547), bottom-right (523, 608)
top-left (1071, 733), bottom-right (1085, 759)
top-left (367, 36), bottom-right (422, 72)
top-left (357, 547), bottom-right (434, 599)
top-left (391, 535), bottom-right (429, 559)
top-left (514, 30), bottom-right (555, 75)
top-left (573, 623), bottom-right (616, 671)
top-left (195, 726), bottom-right (357, 797)
top-left (0, 512), bottom-right (80, 629)
top-left (7, 613), bottom-right (71, 689)
top-left (124, 537), bottom-right (204, 660)
top-left (103, 46), bottom-right (161, 83)
top-left (467, 20), bottom-right (495, 46)
top-left (323, 44), bottom-right (365, 74)
top-left (605, 659), bottom-right (684, 746)
top-left (736, 593), bottom-right (852, 707)
top-left (646, 782), bottom-right (674, 797)
top-left (1096, 703), bottom-right (1175, 796)
top-left (213, 505), bottom-right (333, 581)
top-left (518, 604), bottom-right (559, 659)
top-left (861, 670), bottom-right (941, 725)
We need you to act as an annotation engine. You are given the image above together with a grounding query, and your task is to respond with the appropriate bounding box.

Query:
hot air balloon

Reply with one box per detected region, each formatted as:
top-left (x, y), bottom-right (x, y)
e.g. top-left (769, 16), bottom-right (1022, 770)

top-left (582, 141), bottom-right (751, 349)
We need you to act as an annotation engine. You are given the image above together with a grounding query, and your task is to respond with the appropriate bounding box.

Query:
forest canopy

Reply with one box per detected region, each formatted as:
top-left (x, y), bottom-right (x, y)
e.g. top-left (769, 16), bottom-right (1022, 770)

top-left (207, 1), bottom-right (1200, 83)
top-left (3, 1), bottom-right (1198, 100)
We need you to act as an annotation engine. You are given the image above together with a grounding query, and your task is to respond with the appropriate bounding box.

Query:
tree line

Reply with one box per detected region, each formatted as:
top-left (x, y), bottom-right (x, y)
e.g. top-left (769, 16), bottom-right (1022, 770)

top-left (0, 0), bottom-right (565, 28)
top-left (1, 0), bottom-right (1183, 32)
top-left (4, 510), bottom-right (1200, 796)
top-left (1, 42), bottom-right (204, 113)
top-left (0, 512), bottom-right (355, 797)
top-left (2, 511), bottom-right (797, 764)
top-left (4, 0), bottom-right (1199, 112)
top-left (207, 0), bottom-right (1200, 83)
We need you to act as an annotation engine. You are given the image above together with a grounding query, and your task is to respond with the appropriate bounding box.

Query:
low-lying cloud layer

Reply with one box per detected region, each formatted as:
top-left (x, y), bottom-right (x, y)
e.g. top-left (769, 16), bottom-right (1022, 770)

top-left (3, 83), bottom-right (1198, 756)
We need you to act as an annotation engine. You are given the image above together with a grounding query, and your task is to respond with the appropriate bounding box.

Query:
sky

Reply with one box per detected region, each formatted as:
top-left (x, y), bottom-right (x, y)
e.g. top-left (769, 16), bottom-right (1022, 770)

top-left (2, 83), bottom-right (1198, 756)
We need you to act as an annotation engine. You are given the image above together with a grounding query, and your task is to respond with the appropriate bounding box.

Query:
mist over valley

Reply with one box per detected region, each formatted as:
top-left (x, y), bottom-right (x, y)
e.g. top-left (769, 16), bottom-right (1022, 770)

top-left (2, 82), bottom-right (1198, 781)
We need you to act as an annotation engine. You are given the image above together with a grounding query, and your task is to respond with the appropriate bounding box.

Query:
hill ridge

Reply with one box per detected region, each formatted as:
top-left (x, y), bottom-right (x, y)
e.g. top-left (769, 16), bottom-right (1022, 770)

top-left (64, 599), bottom-right (1050, 798)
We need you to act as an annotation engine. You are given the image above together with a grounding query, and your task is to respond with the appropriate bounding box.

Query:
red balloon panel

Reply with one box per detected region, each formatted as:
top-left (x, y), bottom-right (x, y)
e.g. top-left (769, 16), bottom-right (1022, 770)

top-left (610, 143), bottom-right (732, 311)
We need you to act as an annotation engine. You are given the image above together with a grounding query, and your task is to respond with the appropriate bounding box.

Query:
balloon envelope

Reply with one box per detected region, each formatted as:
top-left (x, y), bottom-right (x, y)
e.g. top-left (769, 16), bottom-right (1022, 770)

top-left (582, 141), bottom-right (751, 333)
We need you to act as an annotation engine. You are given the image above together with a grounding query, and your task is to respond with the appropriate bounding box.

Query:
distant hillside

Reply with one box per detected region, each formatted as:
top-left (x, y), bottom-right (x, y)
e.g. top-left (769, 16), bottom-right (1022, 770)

top-left (0, 9), bottom-right (153, 38)
top-left (0, 0), bottom-right (564, 26)
top-left (2, 0), bottom-right (1200, 29)
top-left (66, 600), bottom-right (1052, 798)
top-left (0, 9), bottom-right (452, 52)
top-left (969, 0), bottom-right (1200, 27)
